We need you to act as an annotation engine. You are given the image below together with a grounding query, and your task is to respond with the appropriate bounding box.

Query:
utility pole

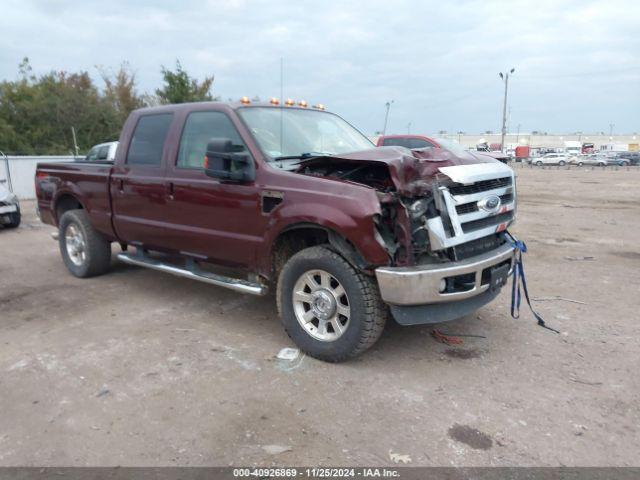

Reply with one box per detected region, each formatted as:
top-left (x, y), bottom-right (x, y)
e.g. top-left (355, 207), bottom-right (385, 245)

top-left (407, 122), bottom-right (411, 134)
top-left (499, 68), bottom-right (515, 153)
top-left (516, 123), bottom-right (521, 144)
top-left (71, 126), bottom-right (79, 157)
top-left (382, 100), bottom-right (394, 136)
top-left (609, 123), bottom-right (614, 137)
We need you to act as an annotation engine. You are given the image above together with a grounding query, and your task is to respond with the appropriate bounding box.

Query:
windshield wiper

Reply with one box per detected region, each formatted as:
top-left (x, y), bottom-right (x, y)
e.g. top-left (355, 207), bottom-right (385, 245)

top-left (273, 151), bottom-right (331, 161)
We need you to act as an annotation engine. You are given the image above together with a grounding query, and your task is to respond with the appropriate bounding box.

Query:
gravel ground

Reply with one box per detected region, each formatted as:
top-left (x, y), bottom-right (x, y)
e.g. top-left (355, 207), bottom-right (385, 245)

top-left (0, 165), bottom-right (638, 467)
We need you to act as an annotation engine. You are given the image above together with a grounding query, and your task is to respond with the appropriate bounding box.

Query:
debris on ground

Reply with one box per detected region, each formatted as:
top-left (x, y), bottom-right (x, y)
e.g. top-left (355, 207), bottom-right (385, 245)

top-left (276, 347), bottom-right (300, 361)
top-left (431, 329), bottom-right (464, 345)
top-left (532, 296), bottom-right (586, 305)
top-left (96, 389), bottom-right (110, 398)
top-left (262, 444), bottom-right (292, 455)
top-left (564, 256), bottom-right (595, 261)
top-left (388, 449), bottom-right (412, 464)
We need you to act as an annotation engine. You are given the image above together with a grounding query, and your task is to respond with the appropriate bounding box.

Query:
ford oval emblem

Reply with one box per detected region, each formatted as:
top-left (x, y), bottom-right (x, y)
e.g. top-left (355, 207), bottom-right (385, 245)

top-left (478, 194), bottom-right (501, 212)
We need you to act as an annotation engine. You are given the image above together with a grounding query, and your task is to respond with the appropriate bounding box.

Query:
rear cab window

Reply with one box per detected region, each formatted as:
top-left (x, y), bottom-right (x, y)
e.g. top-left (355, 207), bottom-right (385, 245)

top-left (127, 114), bottom-right (174, 166)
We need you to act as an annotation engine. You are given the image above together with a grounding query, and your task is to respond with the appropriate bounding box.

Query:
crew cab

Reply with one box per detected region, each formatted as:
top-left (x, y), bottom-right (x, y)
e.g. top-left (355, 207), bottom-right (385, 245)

top-left (36, 101), bottom-right (517, 362)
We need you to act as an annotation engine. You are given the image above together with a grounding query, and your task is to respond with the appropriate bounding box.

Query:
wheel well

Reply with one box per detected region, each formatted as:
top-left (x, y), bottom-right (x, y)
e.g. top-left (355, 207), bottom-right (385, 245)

top-left (271, 224), bottom-right (368, 279)
top-left (55, 194), bottom-right (83, 223)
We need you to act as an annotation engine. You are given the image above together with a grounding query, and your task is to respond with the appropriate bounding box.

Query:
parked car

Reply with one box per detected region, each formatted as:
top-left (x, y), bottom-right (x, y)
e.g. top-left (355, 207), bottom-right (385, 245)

top-left (533, 153), bottom-right (568, 166)
top-left (376, 134), bottom-right (511, 163)
top-left (0, 180), bottom-right (20, 228)
top-left (611, 152), bottom-right (640, 166)
top-left (82, 141), bottom-right (118, 162)
top-left (36, 100), bottom-right (517, 362)
top-left (570, 154), bottom-right (608, 167)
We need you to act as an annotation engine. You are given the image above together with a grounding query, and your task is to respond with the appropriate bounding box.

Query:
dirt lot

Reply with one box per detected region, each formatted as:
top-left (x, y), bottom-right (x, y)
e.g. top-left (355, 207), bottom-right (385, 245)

top-left (0, 166), bottom-right (639, 467)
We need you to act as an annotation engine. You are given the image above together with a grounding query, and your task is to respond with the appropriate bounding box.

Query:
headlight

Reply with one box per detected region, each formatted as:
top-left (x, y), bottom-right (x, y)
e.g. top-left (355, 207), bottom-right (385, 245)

top-left (408, 199), bottom-right (429, 219)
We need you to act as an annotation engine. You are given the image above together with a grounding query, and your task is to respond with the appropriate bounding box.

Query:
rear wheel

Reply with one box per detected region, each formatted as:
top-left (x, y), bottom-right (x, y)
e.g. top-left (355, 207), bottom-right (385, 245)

top-left (277, 246), bottom-right (387, 362)
top-left (578, 162), bottom-right (584, 166)
top-left (536, 160), bottom-right (543, 166)
top-left (59, 209), bottom-right (111, 278)
top-left (559, 160), bottom-right (566, 166)
top-left (620, 160), bottom-right (629, 166)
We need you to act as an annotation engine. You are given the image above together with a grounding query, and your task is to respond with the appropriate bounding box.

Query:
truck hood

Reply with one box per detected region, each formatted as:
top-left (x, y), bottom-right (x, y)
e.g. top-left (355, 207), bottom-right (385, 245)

top-left (298, 146), bottom-right (500, 196)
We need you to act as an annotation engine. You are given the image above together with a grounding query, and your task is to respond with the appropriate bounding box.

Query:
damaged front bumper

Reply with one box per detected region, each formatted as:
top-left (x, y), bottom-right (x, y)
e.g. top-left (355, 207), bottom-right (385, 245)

top-left (375, 242), bottom-right (515, 325)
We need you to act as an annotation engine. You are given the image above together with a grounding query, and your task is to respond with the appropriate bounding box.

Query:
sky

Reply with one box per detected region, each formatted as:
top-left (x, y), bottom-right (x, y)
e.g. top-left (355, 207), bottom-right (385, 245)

top-left (1, 0), bottom-right (639, 136)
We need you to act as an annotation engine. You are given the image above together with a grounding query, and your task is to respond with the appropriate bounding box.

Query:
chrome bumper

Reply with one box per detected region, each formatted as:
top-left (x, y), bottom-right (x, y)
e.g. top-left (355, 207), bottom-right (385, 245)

top-left (375, 242), bottom-right (515, 306)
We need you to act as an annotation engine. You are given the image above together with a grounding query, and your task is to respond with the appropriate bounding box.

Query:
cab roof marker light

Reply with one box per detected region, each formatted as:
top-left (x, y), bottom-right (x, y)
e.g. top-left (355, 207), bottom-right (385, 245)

top-left (270, 97), bottom-right (280, 105)
top-left (284, 98), bottom-right (295, 106)
top-left (240, 96), bottom-right (250, 104)
top-left (298, 100), bottom-right (308, 108)
top-left (313, 103), bottom-right (326, 110)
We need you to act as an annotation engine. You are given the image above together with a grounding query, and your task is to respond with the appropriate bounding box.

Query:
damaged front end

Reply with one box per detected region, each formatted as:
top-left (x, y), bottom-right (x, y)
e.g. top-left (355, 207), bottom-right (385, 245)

top-left (298, 146), bottom-right (516, 269)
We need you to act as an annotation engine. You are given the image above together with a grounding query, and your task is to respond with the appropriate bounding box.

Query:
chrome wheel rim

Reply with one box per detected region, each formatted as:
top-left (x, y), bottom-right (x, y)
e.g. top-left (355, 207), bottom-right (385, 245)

top-left (292, 269), bottom-right (350, 342)
top-left (65, 224), bottom-right (86, 266)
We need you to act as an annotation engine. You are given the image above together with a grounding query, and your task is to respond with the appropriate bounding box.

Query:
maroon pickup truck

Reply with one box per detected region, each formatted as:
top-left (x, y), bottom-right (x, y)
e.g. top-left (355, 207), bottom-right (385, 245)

top-left (36, 100), bottom-right (517, 362)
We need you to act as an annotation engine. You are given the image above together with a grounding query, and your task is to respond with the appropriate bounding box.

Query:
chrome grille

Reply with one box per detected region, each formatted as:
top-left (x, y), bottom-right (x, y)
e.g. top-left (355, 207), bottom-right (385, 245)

top-left (426, 164), bottom-right (516, 250)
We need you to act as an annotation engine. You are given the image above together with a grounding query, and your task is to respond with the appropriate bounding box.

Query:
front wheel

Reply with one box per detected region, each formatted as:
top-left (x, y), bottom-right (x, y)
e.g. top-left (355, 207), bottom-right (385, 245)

top-left (59, 209), bottom-right (111, 278)
top-left (277, 246), bottom-right (387, 362)
top-left (4, 205), bottom-right (21, 228)
top-left (559, 160), bottom-right (566, 166)
top-left (578, 162), bottom-right (584, 166)
top-left (536, 161), bottom-right (543, 166)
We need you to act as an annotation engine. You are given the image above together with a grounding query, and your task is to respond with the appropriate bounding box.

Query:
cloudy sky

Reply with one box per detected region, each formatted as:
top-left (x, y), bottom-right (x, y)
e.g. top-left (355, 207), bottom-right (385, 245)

top-left (1, 0), bottom-right (639, 135)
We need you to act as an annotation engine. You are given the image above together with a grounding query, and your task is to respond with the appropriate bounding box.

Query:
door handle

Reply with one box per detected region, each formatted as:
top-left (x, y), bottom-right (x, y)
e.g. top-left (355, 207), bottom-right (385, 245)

top-left (166, 182), bottom-right (175, 200)
top-left (117, 179), bottom-right (124, 192)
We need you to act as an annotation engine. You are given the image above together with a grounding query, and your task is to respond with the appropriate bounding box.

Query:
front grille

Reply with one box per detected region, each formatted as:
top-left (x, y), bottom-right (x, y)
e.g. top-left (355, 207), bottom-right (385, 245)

top-left (426, 167), bottom-right (516, 250)
top-left (455, 192), bottom-right (514, 215)
top-left (448, 176), bottom-right (511, 195)
top-left (461, 212), bottom-right (513, 233)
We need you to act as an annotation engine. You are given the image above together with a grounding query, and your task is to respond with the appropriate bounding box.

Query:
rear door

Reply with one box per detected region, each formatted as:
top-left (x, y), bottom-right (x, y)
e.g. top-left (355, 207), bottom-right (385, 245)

top-left (161, 109), bottom-right (265, 268)
top-left (111, 112), bottom-right (175, 249)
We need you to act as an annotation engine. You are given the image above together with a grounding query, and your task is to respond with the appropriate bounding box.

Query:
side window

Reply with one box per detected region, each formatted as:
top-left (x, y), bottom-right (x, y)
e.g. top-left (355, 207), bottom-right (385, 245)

top-left (86, 146), bottom-right (99, 161)
top-left (97, 145), bottom-right (109, 160)
top-left (382, 138), bottom-right (408, 148)
top-left (127, 114), bottom-right (174, 166)
top-left (177, 111), bottom-right (245, 169)
top-left (408, 138), bottom-right (435, 149)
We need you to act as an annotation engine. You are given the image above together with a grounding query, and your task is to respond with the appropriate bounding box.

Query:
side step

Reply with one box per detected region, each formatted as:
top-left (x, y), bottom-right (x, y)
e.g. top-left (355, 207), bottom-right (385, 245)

top-left (117, 252), bottom-right (267, 296)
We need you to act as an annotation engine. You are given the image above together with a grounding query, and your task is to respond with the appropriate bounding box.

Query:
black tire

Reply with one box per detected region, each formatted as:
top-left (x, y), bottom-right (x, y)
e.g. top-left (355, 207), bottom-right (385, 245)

top-left (578, 162), bottom-right (584, 166)
top-left (559, 160), bottom-right (566, 166)
top-left (58, 209), bottom-right (111, 278)
top-left (277, 246), bottom-right (387, 362)
top-left (536, 161), bottom-right (543, 166)
top-left (4, 205), bottom-right (20, 228)
top-left (598, 162), bottom-right (605, 167)
top-left (620, 161), bottom-right (629, 167)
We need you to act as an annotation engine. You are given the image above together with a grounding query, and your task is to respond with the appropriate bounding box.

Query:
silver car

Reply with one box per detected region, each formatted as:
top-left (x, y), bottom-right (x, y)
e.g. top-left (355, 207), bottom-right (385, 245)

top-left (571, 154), bottom-right (608, 167)
top-left (0, 181), bottom-right (20, 228)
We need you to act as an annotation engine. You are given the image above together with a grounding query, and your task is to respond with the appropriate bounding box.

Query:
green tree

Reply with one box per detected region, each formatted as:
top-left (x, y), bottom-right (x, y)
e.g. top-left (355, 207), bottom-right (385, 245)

top-left (99, 62), bottom-right (146, 126)
top-left (155, 60), bottom-right (216, 104)
top-left (0, 58), bottom-right (119, 154)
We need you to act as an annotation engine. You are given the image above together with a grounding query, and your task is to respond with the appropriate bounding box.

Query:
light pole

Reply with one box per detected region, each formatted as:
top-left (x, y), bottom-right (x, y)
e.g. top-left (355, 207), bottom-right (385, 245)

top-left (407, 122), bottom-right (411, 134)
top-left (499, 68), bottom-right (515, 153)
top-left (382, 100), bottom-right (394, 136)
top-left (609, 123), bottom-right (614, 136)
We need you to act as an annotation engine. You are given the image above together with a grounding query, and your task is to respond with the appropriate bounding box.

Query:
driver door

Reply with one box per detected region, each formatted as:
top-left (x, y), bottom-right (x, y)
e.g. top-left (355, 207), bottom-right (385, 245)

top-left (161, 109), bottom-right (266, 268)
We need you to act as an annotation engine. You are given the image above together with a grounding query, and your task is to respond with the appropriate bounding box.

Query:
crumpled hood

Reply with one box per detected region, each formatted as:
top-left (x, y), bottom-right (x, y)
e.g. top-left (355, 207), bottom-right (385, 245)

top-left (299, 146), bottom-right (499, 196)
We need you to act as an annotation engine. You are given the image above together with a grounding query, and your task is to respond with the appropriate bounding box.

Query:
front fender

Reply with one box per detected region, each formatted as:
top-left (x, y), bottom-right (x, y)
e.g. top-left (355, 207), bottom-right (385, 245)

top-left (257, 198), bottom-right (390, 278)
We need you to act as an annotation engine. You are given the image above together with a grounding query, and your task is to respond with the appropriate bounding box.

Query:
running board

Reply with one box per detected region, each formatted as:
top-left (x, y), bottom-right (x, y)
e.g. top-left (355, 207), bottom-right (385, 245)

top-left (117, 252), bottom-right (267, 296)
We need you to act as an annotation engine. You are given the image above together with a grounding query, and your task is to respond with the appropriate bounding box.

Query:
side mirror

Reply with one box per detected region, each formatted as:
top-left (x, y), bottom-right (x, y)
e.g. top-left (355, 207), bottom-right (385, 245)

top-left (204, 138), bottom-right (255, 182)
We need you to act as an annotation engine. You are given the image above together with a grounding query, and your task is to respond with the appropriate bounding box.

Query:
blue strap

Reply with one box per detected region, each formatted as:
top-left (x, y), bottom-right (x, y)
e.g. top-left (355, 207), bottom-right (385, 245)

top-left (508, 235), bottom-right (560, 334)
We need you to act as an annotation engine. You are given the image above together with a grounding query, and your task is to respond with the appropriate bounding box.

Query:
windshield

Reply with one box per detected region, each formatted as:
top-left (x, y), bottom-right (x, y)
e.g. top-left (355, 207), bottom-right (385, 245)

top-left (238, 107), bottom-right (373, 160)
